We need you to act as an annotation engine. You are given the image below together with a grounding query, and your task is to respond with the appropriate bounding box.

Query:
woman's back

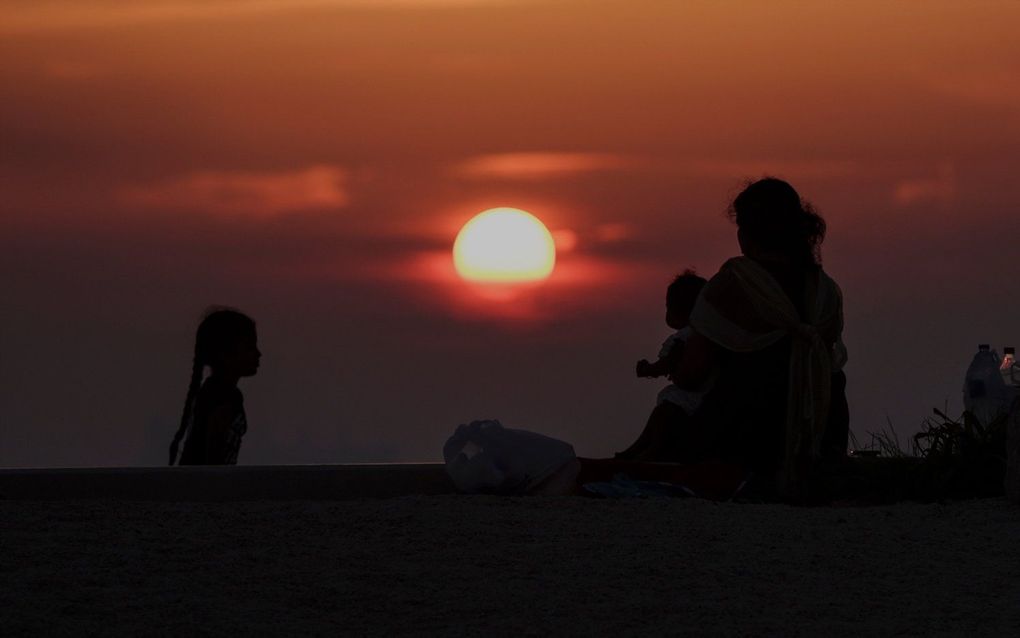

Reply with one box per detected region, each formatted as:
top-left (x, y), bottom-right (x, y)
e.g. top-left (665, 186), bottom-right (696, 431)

top-left (696, 336), bottom-right (792, 474)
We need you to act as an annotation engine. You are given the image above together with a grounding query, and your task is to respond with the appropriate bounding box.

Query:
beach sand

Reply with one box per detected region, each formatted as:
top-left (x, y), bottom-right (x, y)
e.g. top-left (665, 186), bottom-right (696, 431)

top-left (3, 497), bottom-right (1018, 636)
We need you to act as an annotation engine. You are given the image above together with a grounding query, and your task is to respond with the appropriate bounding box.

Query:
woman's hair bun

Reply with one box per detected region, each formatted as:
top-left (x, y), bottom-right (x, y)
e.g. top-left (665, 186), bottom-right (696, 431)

top-left (729, 177), bottom-right (826, 266)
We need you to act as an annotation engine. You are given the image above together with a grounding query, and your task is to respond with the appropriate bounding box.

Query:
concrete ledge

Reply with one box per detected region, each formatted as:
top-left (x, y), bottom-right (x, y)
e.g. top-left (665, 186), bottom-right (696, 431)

top-left (0, 464), bottom-right (456, 501)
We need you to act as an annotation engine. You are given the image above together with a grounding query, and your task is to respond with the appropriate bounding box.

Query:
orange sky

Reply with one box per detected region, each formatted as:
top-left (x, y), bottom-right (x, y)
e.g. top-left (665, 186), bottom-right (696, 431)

top-left (2, 0), bottom-right (1019, 466)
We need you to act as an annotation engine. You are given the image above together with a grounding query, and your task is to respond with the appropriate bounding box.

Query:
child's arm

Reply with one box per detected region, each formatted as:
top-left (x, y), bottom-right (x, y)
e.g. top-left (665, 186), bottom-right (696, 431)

top-left (637, 340), bottom-right (686, 378)
top-left (636, 357), bottom-right (673, 378)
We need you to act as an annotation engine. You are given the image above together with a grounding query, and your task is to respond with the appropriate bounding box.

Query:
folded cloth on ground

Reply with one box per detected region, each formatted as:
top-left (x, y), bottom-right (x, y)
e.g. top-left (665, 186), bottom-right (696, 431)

top-left (577, 458), bottom-right (749, 501)
top-left (583, 475), bottom-right (697, 498)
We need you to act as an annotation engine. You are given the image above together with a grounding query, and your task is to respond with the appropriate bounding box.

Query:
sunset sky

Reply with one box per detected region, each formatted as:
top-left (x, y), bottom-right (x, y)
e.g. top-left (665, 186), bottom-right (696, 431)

top-left (2, 0), bottom-right (1019, 467)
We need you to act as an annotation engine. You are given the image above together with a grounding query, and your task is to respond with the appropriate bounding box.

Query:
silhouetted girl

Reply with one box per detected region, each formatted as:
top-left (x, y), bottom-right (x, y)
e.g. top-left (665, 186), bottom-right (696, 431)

top-left (169, 308), bottom-right (260, 465)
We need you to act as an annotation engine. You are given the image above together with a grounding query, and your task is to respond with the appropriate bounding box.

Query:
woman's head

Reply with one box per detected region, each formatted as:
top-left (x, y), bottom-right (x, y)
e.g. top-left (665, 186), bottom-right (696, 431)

top-left (729, 178), bottom-right (826, 267)
top-left (195, 308), bottom-right (260, 379)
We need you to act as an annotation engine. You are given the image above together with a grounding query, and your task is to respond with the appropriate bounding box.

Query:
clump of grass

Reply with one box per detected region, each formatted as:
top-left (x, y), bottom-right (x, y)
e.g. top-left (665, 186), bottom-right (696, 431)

top-left (910, 407), bottom-right (1008, 500)
top-left (848, 417), bottom-right (914, 458)
top-left (843, 406), bottom-right (1008, 502)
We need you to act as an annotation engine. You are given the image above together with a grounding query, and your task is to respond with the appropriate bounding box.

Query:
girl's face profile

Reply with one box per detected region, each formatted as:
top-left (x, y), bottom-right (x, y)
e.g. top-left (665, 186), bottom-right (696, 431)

top-left (213, 329), bottom-right (261, 378)
top-left (232, 330), bottom-right (261, 377)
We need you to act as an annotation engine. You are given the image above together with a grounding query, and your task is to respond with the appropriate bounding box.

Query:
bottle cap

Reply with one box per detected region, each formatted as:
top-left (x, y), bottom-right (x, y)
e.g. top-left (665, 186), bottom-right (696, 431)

top-left (979, 344), bottom-right (990, 350)
top-left (1006, 347), bottom-right (1016, 356)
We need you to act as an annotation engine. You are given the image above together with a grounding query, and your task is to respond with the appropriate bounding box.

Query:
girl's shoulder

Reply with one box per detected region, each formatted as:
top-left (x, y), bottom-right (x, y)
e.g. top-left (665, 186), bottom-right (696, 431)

top-left (197, 376), bottom-right (243, 409)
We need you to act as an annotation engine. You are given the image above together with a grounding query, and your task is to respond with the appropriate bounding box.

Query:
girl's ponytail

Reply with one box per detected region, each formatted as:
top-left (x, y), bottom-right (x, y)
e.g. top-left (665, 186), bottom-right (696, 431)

top-left (168, 352), bottom-right (204, 465)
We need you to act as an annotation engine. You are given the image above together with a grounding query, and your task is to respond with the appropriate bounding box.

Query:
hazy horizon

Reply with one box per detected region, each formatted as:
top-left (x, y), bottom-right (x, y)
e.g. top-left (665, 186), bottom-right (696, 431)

top-left (2, 0), bottom-right (1019, 467)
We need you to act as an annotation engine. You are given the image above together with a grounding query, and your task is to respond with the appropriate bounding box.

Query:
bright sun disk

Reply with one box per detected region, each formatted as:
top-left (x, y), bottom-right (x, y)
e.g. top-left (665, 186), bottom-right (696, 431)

top-left (453, 208), bottom-right (556, 283)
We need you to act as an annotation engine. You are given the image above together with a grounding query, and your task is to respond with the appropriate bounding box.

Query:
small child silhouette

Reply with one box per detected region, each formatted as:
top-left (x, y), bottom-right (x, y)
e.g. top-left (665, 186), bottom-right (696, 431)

top-left (636, 270), bottom-right (708, 410)
top-left (168, 308), bottom-right (260, 466)
top-left (618, 270), bottom-right (709, 460)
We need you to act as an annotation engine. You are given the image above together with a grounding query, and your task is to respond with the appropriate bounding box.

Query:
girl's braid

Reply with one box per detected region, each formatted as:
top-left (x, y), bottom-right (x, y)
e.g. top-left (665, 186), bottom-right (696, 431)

top-left (168, 352), bottom-right (204, 465)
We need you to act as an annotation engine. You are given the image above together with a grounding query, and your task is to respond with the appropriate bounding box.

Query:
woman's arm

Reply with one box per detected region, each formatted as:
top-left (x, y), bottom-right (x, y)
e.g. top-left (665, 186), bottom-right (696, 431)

top-left (669, 329), bottom-right (719, 390)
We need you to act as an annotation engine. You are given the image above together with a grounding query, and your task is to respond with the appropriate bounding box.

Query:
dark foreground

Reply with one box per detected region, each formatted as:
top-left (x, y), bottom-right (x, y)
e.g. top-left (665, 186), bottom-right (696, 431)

top-left (3, 497), bottom-right (1019, 636)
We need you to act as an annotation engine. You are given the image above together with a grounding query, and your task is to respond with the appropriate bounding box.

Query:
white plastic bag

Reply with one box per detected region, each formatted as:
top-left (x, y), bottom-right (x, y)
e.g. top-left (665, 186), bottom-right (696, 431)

top-left (443, 420), bottom-right (578, 495)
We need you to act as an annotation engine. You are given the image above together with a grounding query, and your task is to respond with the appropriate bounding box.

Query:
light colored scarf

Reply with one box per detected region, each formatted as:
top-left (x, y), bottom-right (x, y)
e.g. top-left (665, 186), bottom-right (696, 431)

top-left (690, 257), bottom-right (846, 486)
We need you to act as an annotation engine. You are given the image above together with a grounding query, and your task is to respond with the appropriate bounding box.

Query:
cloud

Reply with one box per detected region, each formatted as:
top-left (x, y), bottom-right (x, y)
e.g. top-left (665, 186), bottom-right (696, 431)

top-left (120, 165), bottom-right (349, 215)
top-left (453, 153), bottom-right (862, 182)
top-left (453, 152), bottom-right (634, 180)
top-left (674, 158), bottom-right (861, 180)
top-left (42, 61), bottom-right (108, 81)
top-left (923, 68), bottom-right (1020, 109)
top-left (0, 0), bottom-right (520, 34)
top-left (592, 222), bottom-right (633, 244)
top-left (550, 229), bottom-right (579, 253)
top-left (892, 163), bottom-right (956, 207)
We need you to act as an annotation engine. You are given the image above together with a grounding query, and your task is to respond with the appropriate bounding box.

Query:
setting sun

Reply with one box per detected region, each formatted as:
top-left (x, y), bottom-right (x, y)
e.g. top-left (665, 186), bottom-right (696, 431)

top-left (452, 208), bottom-right (556, 283)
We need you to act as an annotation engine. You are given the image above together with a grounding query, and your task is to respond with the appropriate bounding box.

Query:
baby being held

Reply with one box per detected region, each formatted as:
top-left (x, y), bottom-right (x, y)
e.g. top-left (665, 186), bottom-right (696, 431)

top-left (636, 270), bottom-right (708, 414)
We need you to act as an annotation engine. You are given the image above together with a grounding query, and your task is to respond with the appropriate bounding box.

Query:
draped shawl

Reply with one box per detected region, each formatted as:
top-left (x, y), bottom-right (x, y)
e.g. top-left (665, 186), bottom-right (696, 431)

top-left (690, 257), bottom-right (847, 486)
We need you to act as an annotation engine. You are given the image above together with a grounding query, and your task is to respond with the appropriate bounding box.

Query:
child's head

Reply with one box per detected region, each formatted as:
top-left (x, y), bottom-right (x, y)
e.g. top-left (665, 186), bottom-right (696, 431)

top-left (665, 270), bottom-right (706, 330)
top-left (195, 308), bottom-right (260, 379)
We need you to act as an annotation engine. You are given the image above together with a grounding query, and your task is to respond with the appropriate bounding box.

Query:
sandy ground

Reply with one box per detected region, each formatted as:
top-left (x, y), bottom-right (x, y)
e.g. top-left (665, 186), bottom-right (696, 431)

top-left (3, 497), bottom-right (1019, 636)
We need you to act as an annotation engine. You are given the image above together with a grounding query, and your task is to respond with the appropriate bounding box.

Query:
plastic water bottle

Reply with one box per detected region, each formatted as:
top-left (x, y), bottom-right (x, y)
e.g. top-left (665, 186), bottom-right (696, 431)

top-left (964, 344), bottom-right (1010, 425)
top-left (1002, 347), bottom-right (1018, 387)
top-left (1002, 346), bottom-right (1019, 410)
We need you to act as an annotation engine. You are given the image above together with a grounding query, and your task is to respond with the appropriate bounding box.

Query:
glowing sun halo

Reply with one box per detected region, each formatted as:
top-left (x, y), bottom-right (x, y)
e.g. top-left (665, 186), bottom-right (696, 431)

top-left (453, 208), bottom-right (556, 283)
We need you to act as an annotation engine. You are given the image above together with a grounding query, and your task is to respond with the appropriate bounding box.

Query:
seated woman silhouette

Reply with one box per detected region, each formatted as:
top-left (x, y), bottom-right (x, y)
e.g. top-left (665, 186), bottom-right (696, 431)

top-left (604, 178), bottom-right (849, 500)
top-left (168, 309), bottom-right (260, 466)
